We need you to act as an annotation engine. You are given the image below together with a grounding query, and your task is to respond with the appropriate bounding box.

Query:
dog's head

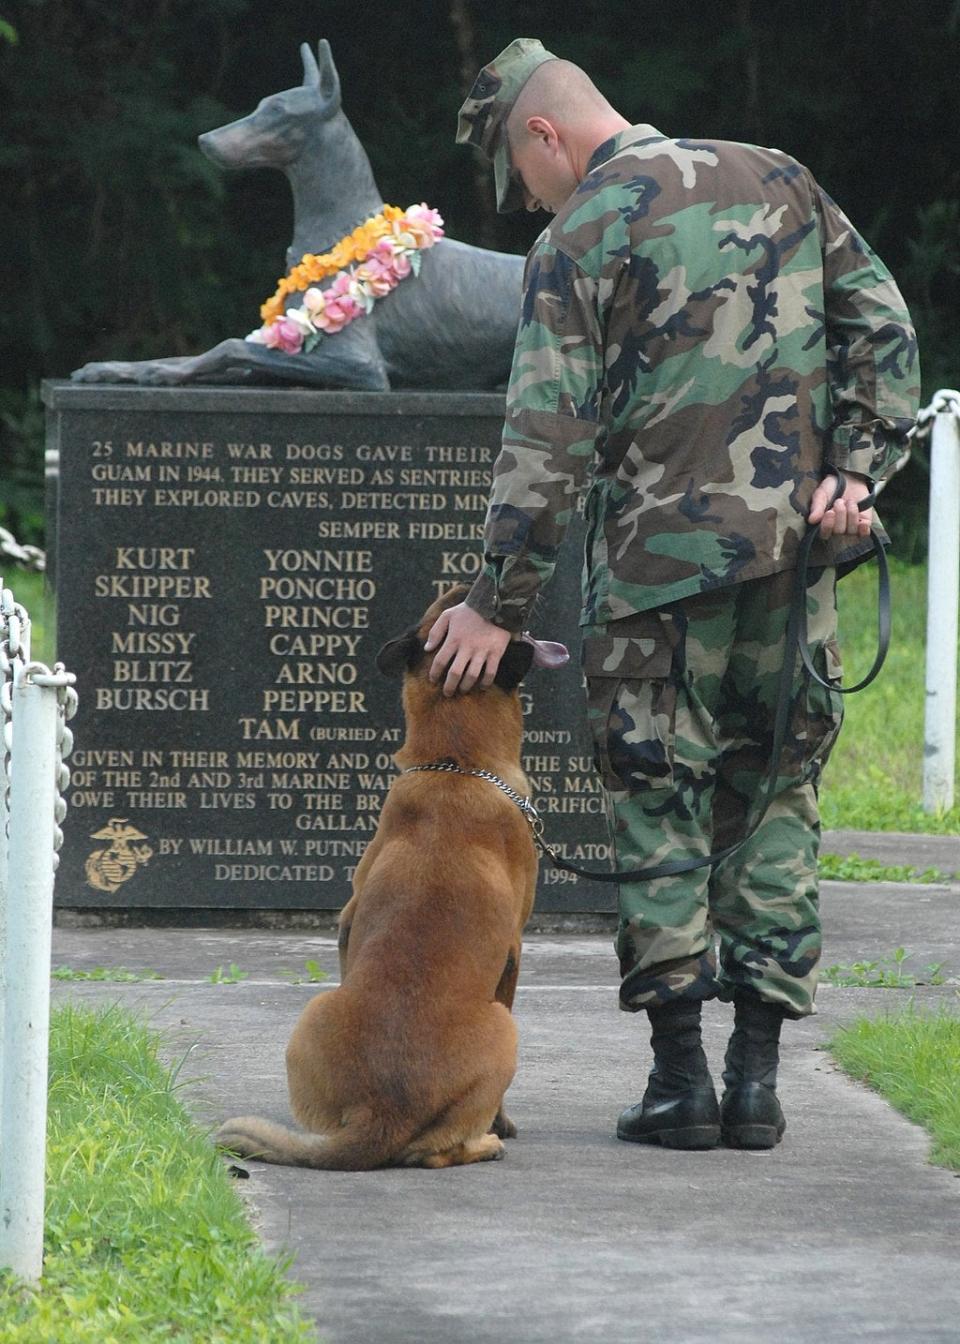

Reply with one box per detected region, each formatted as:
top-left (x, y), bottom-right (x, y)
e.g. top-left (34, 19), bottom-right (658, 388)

top-left (375, 585), bottom-right (535, 693)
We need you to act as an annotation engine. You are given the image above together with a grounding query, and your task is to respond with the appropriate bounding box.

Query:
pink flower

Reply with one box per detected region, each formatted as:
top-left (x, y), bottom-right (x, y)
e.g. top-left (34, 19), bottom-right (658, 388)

top-left (371, 238), bottom-right (411, 280)
top-left (315, 293), bottom-right (363, 333)
top-left (403, 203), bottom-right (444, 245)
top-left (246, 318), bottom-right (303, 352)
top-left (407, 202), bottom-right (444, 229)
top-left (271, 315), bottom-right (306, 353)
top-left (327, 271), bottom-right (355, 298)
top-left (354, 255), bottom-right (395, 297)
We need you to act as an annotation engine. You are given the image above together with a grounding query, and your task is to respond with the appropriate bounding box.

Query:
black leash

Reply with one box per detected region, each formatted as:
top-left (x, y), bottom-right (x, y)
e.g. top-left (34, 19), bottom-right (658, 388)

top-left (537, 472), bottom-right (890, 886)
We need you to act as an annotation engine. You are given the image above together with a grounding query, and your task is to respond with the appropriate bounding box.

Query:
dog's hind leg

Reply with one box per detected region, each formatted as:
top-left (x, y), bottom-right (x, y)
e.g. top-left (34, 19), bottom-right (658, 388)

top-left (494, 944), bottom-right (521, 1011)
top-left (397, 1005), bottom-right (517, 1166)
top-left (490, 944), bottom-right (522, 1139)
top-left (337, 917), bottom-right (351, 978)
top-left (335, 838), bottom-right (381, 979)
top-left (336, 903), bottom-right (354, 979)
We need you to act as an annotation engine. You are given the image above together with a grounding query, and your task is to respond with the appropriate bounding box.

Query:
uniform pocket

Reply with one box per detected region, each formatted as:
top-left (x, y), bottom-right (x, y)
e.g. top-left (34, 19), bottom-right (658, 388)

top-left (582, 612), bottom-right (677, 793)
top-left (802, 636), bottom-right (845, 771)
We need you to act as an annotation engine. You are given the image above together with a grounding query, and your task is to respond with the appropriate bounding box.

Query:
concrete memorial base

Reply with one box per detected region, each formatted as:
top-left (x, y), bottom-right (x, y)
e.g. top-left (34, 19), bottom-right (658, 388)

top-left (44, 384), bottom-right (614, 915)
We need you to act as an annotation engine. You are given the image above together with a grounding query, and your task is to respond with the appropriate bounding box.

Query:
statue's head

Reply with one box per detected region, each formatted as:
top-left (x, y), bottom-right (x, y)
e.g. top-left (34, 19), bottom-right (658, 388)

top-left (198, 41), bottom-right (344, 170)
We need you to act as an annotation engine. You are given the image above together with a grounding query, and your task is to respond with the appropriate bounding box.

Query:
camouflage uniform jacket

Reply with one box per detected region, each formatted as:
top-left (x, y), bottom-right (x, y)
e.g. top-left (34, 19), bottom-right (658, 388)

top-left (465, 125), bottom-right (920, 634)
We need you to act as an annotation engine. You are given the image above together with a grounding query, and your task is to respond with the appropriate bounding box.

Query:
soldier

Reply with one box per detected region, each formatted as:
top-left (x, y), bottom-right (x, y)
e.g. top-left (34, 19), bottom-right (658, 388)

top-left (426, 39), bottom-right (919, 1149)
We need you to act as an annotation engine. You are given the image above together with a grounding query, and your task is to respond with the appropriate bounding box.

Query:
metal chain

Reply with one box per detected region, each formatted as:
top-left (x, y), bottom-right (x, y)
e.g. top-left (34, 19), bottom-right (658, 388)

top-left (402, 759), bottom-right (543, 837)
top-left (0, 588), bottom-right (29, 834)
top-left (0, 526), bottom-right (45, 573)
top-left (53, 670), bottom-right (77, 871)
top-left (911, 388), bottom-right (960, 443)
top-left (20, 663), bottom-right (78, 870)
top-left (0, 587), bottom-right (77, 867)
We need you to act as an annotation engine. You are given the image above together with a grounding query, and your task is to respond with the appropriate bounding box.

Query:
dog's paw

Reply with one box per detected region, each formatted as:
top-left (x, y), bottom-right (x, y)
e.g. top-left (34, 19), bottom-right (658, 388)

top-left (71, 361), bottom-right (138, 384)
top-left (214, 1117), bottom-right (264, 1159)
top-left (416, 1134), bottom-right (505, 1167)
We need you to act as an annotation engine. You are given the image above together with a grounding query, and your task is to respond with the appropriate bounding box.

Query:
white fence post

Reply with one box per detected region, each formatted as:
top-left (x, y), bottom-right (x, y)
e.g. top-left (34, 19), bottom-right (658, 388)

top-left (921, 389), bottom-right (960, 814)
top-left (0, 581), bottom-right (77, 1285)
top-left (0, 672), bottom-right (59, 1283)
top-left (0, 591), bottom-right (29, 1165)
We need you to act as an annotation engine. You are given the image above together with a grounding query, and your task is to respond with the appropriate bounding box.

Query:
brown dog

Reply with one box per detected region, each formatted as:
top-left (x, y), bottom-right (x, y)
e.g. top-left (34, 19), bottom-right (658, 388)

top-left (215, 586), bottom-right (539, 1169)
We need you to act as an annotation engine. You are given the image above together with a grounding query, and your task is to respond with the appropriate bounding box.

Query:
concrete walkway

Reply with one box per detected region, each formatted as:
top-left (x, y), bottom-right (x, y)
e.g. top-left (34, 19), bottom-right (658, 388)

top-left (50, 831), bottom-right (960, 1343)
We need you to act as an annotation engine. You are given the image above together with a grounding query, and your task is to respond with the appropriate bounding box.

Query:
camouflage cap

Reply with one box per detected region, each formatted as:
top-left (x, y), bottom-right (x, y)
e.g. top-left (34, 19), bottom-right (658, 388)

top-left (456, 38), bottom-right (559, 213)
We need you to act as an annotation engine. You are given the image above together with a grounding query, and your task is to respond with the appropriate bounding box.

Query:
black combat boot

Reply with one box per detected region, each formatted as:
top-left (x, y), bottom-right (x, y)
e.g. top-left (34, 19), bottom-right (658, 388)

top-left (617, 1000), bottom-right (720, 1150)
top-left (720, 993), bottom-right (787, 1149)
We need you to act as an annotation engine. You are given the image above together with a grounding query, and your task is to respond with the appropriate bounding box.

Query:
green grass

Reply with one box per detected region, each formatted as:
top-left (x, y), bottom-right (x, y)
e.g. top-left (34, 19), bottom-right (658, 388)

top-left (829, 1004), bottom-right (960, 1170)
top-left (817, 853), bottom-right (952, 884)
top-left (0, 563), bottom-right (53, 665)
top-left (280, 960), bottom-right (331, 985)
top-left (821, 946), bottom-right (947, 988)
top-left (51, 966), bottom-right (164, 983)
top-left (208, 964), bottom-right (249, 984)
top-left (0, 1003), bottom-right (314, 1343)
top-left (820, 556), bottom-right (960, 834)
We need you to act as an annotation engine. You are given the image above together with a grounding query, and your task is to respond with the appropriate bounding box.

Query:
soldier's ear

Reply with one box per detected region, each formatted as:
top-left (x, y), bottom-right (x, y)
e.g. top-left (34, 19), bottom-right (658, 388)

top-left (493, 639), bottom-right (535, 691)
top-left (375, 628), bottom-right (424, 676)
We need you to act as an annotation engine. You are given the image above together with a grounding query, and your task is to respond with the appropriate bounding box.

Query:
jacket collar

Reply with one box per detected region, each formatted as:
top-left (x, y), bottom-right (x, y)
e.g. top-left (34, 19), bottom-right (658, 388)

top-left (585, 124), bottom-right (665, 175)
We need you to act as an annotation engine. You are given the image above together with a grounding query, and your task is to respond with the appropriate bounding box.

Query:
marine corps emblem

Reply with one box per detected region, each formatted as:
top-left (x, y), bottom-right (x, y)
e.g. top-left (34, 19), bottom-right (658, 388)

top-left (84, 818), bottom-right (154, 894)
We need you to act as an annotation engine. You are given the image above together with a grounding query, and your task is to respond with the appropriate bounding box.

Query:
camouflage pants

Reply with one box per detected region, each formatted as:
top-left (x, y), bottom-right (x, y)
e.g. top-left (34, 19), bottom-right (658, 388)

top-left (583, 568), bottom-right (844, 1019)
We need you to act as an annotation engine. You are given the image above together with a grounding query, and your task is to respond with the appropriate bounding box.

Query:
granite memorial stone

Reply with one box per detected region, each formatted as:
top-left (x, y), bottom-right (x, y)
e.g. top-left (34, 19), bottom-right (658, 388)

top-left (46, 383), bottom-right (614, 914)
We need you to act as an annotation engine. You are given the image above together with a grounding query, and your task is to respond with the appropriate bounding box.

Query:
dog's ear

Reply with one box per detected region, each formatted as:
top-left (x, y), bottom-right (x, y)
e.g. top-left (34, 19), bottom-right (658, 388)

top-left (375, 627), bottom-right (424, 677)
top-left (493, 639), bottom-right (535, 692)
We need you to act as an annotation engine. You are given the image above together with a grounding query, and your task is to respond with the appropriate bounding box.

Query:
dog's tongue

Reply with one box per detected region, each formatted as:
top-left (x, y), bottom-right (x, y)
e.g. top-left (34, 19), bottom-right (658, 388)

top-left (521, 634), bottom-right (570, 670)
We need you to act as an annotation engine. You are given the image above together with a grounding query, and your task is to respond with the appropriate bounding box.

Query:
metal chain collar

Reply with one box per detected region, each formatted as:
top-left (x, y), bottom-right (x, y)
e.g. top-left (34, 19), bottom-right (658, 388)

top-left (402, 759), bottom-right (544, 839)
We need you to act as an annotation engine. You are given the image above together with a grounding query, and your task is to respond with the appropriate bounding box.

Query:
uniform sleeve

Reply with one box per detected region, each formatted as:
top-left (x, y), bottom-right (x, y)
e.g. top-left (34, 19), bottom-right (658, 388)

top-left (465, 242), bottom-right (604, 632)
top-left (814, 181), bottom-right (920, 483)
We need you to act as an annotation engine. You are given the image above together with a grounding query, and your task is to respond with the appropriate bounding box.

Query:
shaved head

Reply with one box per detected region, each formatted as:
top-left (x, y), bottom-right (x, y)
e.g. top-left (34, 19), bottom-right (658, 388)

top-left (507, 60), bottom-right (619, 142)
top-left (502, 59), bottom-right (630, 213)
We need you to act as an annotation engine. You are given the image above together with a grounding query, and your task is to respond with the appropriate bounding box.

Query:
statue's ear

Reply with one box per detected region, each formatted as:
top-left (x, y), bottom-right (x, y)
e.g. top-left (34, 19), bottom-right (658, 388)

top-left (375, 628), bottom-right (424, 676)
top-left (302, 40), bottom-right (341, 110)
top-left (493, 640), bottom-right (535, 691)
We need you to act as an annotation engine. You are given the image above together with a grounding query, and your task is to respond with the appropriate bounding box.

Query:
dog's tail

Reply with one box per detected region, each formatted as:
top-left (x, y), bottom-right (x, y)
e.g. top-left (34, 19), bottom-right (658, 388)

top-left (214, 1109), bottom-right (400, 1171)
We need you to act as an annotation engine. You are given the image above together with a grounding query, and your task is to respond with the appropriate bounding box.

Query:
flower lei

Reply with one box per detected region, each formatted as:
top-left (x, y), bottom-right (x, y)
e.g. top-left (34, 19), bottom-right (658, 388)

top-left (246, 203), bottom-right (444, 355)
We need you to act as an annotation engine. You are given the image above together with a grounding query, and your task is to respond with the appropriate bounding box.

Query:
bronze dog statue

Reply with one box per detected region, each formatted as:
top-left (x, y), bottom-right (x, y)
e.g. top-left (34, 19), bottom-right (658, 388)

top-left (73, 42), bottom-right (523, 391)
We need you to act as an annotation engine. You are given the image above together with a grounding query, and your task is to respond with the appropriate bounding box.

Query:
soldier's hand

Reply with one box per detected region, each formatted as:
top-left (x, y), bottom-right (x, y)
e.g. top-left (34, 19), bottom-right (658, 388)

top-left (808, 471), bottom-right (874, 539)
top-left (424, 602), bottom-right (511, 697)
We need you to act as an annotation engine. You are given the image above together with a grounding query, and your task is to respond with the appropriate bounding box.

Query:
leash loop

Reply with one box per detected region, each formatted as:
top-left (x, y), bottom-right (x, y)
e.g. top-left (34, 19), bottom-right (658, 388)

top-left (794, 475), bottom-right (890, 695)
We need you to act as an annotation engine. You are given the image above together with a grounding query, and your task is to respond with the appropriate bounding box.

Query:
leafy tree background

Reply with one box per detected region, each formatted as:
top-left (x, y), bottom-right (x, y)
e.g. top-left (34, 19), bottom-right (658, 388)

top-left (1, 0), bottom-right (957, 555)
